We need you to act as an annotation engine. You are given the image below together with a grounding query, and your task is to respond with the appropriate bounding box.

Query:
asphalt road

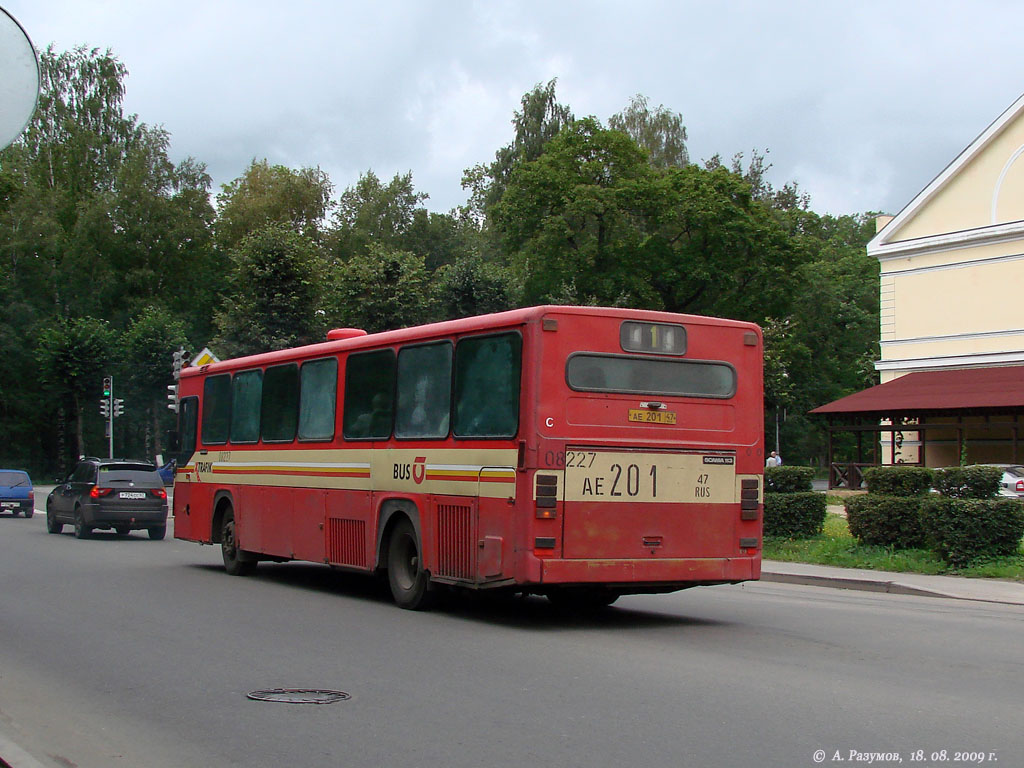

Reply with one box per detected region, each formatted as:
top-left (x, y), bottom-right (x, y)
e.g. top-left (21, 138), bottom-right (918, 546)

top-left (1, 504), bottom-right (1022, 768)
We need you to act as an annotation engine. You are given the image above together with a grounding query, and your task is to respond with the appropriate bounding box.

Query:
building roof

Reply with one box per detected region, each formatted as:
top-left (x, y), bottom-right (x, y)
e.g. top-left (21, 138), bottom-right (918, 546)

top-left (810, 365), bottom-right (1024, 418)
top-left (868, 91), bottom-right (1024, 257)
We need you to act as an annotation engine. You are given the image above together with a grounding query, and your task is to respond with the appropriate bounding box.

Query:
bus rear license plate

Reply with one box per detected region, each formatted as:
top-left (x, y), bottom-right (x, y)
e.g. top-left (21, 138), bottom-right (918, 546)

top-left (119, 492), bottom-right (146, 499)
top-left (628, 409), bottom-right (677, 425)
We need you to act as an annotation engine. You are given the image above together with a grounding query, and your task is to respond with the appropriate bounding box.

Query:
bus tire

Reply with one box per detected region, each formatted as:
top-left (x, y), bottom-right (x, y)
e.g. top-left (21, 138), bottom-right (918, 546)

top-left (221, 510), bottom-right (256, 576)
top-left (387, 517), bottom-right (433, 610)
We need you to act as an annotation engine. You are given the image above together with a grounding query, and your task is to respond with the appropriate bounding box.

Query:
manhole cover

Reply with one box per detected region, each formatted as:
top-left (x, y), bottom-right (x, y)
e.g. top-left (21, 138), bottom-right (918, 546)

top-left (247, 688), bottom-right (351, 705)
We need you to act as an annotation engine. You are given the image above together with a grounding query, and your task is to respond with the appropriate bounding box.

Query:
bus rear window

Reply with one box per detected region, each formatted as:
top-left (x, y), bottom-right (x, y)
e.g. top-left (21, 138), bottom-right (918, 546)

top-left (566, 354), bottom-right (736, 398)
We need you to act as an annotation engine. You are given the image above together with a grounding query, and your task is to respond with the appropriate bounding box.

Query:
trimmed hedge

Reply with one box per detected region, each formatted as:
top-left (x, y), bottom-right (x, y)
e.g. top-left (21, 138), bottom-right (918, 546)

top-left (932, 466), bottom-right (1002, 499)
top-left (920, 497), bottom-right (1024, 566)
top-left (862, 466), bottom-right (934, 497)
top-left (845, 495), bottom-right (926, 549)
top-left (764, 492), bottom-right (826, 538)
top-left (764, 466), bottom-right (814, 493)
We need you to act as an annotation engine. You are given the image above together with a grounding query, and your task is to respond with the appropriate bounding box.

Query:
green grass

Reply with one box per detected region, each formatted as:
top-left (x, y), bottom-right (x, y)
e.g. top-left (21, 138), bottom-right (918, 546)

top-left (763, 513), bottom-right (1024, 581)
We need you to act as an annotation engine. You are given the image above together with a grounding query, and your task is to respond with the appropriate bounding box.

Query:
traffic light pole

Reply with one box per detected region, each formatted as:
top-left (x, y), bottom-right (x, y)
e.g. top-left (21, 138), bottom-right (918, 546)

top-left (105, 375), bottom-right (113, 459)
top-left (101, 375), bottom-right (125, 458)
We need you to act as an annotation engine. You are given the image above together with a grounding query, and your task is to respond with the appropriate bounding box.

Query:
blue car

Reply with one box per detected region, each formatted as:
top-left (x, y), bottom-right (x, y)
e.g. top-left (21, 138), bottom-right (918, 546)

top-left (0, 469), bottom-right (34, 517)
top-left (158, 459), bottom-right (176, 486)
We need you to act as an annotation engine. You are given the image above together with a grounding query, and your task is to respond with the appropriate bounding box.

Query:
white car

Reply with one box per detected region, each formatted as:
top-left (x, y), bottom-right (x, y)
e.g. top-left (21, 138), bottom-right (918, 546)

top-left (997, 465), bottom-right (1024, 498)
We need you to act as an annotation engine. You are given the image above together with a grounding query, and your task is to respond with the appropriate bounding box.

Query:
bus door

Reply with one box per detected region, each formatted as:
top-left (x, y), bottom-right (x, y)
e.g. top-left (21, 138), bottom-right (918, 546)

top-left (561, 447), bottom-right (737, 559)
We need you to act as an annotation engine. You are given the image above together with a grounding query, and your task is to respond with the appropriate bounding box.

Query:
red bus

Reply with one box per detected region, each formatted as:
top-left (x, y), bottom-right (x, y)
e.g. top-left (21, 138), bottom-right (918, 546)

top-left (171, 306), bottom-right (763, 609)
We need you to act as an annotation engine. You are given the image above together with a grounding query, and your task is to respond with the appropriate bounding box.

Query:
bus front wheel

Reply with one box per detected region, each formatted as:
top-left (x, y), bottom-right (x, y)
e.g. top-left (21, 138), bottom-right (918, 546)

top-left (387, 518), bottom-right (433, 610)
top-left (221, 510), bottom-right (257, 576)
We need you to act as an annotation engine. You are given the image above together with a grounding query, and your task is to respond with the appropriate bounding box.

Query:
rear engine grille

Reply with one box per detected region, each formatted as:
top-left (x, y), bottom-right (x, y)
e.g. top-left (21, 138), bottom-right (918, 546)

top-left (436, 503), bottom-right (474, 580)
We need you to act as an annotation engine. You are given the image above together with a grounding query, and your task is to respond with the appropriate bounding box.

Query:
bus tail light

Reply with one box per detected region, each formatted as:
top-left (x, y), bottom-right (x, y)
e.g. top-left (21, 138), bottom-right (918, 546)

top-left (740, 478), bottom-right (759, 520)
top-left (536, 474), bottom-right (558, 519)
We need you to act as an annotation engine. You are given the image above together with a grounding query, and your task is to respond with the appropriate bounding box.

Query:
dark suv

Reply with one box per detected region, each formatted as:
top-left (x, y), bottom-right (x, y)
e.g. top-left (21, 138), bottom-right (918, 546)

top-left (46, 458), bottom-right (168, 540)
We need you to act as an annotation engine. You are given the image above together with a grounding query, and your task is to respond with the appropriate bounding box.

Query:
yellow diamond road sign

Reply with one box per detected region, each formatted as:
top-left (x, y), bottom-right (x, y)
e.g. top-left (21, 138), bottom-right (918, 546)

top-left (191, 347), bottom-right (219, 367)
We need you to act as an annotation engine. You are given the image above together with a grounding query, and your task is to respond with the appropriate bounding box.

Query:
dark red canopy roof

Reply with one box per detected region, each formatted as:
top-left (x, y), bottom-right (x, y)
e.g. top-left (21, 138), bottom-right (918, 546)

top-left (811, 365), bottom-right (1024, 417)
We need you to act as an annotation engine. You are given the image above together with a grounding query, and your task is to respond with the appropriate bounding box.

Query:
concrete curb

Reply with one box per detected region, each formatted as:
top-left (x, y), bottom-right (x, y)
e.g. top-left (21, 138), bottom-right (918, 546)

top-left (0, 731), bottom-right (50, 768)
top-left (760, 571), bottom-right (958, 600)
top-left (760, 562), bottom-right (1024, 606)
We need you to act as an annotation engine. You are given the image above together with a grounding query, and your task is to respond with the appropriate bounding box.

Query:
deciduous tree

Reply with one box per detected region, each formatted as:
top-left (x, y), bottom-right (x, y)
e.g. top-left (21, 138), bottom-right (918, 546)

top-left (216, 159), bottom-right (333, 252)
top-left (609, 94), bottom-right (689, 168)
top-left (212, 224), bottom-right (326, 357)
top-left (325, 244), bottom-right (435, 333)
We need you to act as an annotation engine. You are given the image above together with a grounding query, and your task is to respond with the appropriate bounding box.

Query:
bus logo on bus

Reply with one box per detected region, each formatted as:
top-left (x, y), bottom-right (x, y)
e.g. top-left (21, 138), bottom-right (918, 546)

top-left (395, 457), bottom-right (428, 484)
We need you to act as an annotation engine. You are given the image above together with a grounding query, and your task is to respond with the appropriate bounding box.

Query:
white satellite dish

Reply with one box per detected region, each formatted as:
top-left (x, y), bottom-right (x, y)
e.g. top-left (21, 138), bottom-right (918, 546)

top-left (0, 6), bottom-right (39, 151)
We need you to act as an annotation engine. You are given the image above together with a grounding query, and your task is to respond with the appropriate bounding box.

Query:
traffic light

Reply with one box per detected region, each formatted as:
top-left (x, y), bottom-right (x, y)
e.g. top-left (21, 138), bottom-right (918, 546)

top-left (113, 398), bottom-right (125, 417)
top-left (167, 384), bottom-right (179, 413)
top-left (102, 376), bottom-right (112, 398)
top-left (100, 398), bottom-right (110, 418)
top-left (172, 348), bottom-right (186, 380)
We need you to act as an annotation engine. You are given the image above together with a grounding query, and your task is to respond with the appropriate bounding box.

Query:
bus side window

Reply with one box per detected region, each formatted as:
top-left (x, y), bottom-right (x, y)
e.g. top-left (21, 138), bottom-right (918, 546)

top-left (343, 349), bottom-right (395, 440)
top-left (454, 333), bottom-right (522, 438)
top-left (230, 369), bottom-right (262, 443)
top-left (299, 358), bottom-right (337, 441)
top-left (395, 343), bottom-right (452, 439)
top-left (261, 363), bottom-right (299, 442)
top-left (179, 396), bottom-right (199, 461)
top-left (202, 374), bottom-right (231, 445)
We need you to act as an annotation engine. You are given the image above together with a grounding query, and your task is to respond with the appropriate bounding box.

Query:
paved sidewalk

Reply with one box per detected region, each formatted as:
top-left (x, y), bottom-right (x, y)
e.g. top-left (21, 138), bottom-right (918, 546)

top-left (761, 559), bottom-right (1024, 606)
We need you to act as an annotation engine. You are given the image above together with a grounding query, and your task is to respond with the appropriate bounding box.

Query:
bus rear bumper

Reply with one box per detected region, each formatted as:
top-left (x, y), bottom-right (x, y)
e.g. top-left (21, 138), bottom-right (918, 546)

top-left (534, 556), bottom-right (760, 588)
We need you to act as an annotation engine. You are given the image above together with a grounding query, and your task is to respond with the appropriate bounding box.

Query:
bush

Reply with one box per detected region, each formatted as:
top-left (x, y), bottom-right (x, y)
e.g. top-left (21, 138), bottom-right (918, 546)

top-left (764, 492), bottom-right (826, 538)
top-left (862, 466), bottom-right (934, 497)
top-left (920, 497), bottom-right (1024, 566)
top-left (932, 466), bottom-right (1002, 499)
top-left (764, 466), bottom-right (814, 494)
top-left (845, 495), bottom-right (926, 549)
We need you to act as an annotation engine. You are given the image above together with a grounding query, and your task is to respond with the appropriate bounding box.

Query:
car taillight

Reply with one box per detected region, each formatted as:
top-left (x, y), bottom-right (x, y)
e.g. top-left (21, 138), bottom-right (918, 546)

top-left (1016, 480), bottom-right (1024, 492)
top-left (90, 487), bottom-right (113, 498)
top-left (150, 488), bottom-right (167, 500)
top-left (27, 491), bottom-right (33, 503)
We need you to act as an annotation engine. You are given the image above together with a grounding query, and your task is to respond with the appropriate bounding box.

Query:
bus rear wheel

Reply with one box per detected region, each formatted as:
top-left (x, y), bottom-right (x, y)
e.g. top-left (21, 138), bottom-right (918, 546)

top-left (221, 510), bottom-right (256, 576)
top-left (387, 518), bottom-right (433, 610)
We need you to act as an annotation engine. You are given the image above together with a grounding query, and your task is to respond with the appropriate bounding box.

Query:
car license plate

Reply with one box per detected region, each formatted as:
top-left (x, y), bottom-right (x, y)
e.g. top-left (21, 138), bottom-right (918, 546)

top-left (119, 491), bottom-right (146, 499)
top-left (0, 501), bottom-right (16, 508)
top-left (628, 409), bottom-right (677, 425)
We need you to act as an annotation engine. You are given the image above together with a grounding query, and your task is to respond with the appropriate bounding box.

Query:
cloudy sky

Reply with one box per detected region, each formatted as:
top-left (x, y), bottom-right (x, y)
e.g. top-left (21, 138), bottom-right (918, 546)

top-left (5, 0), bottom-right (1023, 217)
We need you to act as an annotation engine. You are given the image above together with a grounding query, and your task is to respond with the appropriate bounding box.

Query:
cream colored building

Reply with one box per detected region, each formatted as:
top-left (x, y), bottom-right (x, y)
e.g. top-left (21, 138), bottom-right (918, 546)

top-left (870, 91), bottom-right (1024, 382)
top-left (814, 93), bottom-right (1024, 479)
